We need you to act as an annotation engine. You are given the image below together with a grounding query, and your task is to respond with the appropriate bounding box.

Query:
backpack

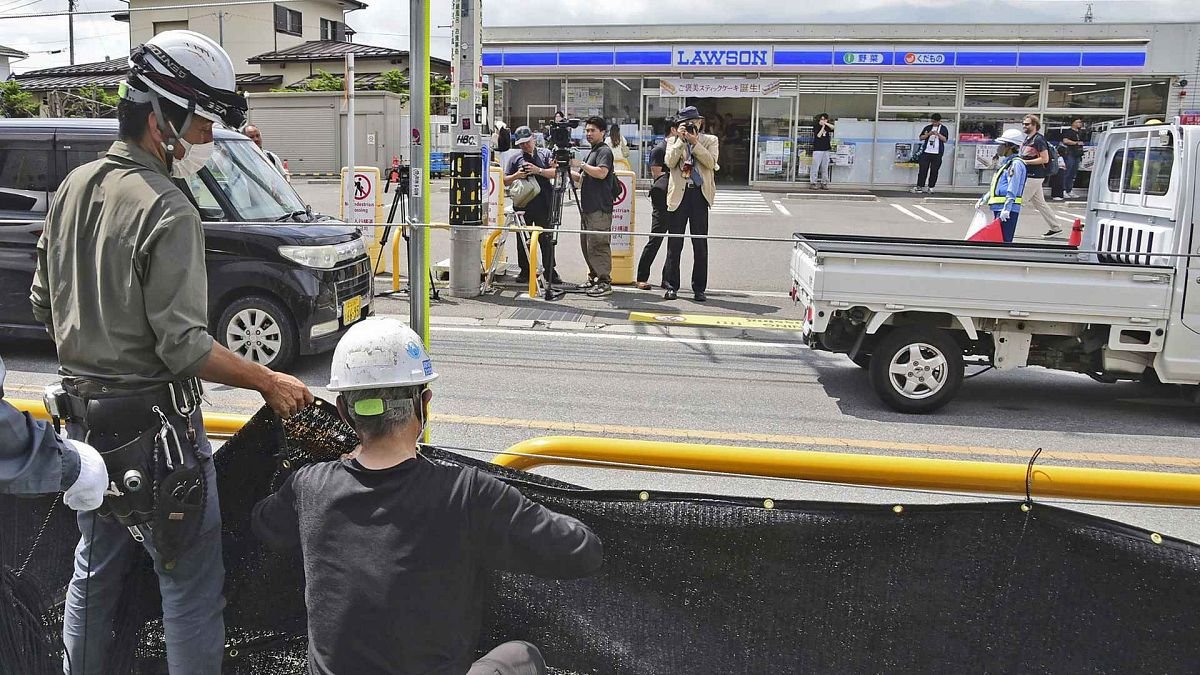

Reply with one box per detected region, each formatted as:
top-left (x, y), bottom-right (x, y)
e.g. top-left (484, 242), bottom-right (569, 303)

top-left (1045, 138), bottom-right (1061, 177)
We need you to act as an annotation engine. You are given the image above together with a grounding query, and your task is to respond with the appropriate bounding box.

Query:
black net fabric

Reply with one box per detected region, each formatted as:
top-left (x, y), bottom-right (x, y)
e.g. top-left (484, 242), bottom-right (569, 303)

top-left (3, 399), bottom-right (1200, 674)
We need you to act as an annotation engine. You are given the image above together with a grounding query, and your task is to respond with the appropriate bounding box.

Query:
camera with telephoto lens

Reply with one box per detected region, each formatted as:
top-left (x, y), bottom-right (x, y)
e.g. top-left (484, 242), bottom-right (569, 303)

top-left (683, 122), bottom-right (697, 135)
top-left (548, 117), bottom-right (581, 164)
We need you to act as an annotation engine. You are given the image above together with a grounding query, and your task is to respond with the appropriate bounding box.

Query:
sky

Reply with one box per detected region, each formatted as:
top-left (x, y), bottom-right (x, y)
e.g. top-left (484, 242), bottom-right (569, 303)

top-left (3, 0), bottom-right (1199, 74)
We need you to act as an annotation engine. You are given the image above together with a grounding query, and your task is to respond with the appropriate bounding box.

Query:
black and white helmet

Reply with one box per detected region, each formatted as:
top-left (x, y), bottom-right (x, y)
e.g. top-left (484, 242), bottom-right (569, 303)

top-left (121, 30), bottom-right (247, 129)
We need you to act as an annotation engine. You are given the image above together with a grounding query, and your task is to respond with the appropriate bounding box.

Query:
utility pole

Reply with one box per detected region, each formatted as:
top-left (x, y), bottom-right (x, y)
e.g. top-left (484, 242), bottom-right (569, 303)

top-left (447, 0), bottom-right (483, 298)
top-left (68, 0), bottom-right (76, 65)
top-left (408, 0), bottom-right (431, 344)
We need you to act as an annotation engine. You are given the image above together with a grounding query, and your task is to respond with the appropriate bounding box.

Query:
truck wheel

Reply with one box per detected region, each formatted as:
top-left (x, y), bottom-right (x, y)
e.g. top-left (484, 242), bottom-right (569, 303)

top-left (869, 327), bottom-right (963, 413)
top-left (217, 295), bottom-right (298, 371)
top-left (851, 353), bottom-right (871, 369)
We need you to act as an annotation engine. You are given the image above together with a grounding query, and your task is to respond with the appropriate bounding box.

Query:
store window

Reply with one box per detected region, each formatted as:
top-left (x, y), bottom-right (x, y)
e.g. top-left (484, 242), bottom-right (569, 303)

top-left (875, 112), bottom-right (956, 187)
top-left (1041, 115), bottom-right (1124, 191)
top-left (1046, 80), bottom-right (1125, 109)
top-left (950, 115), bottom-right (1016, 188)
top-left (964, 80), bottom-right (1040, 108)
top-left (880, 79), bottom-right (957, 109)
top-left (496, 78), bottom-right (564, 135)
top-left (1129, 79), bottom-right (1171, 120)
top-left (796, 78), bottom-right (876, 185)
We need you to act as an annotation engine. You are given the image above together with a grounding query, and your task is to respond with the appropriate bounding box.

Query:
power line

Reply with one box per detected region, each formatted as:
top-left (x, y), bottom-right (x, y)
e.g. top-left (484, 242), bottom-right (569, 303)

top-left (0, 0), bottom-right (305, 20)
top-left (0, 0), bottom-right (46, 14)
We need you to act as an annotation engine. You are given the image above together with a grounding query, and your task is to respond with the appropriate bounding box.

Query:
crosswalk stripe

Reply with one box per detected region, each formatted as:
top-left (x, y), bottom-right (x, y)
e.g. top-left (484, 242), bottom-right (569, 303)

top-left (912, 204), bottom-right (953, 224)
top-left (890, 203), bottom-right (928, 222)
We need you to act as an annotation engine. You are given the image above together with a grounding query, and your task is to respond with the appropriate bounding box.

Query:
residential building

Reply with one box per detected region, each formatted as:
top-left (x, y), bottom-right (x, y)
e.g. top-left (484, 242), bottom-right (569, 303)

top-left (0, 44), bottom-right (28, 81)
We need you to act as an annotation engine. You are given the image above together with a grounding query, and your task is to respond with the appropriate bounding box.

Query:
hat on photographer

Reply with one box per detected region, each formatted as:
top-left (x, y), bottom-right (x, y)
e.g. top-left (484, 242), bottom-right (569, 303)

top-left (676, 106), bottom-right (703, 123)
top-left (512, 125), bottom-right (536, 148)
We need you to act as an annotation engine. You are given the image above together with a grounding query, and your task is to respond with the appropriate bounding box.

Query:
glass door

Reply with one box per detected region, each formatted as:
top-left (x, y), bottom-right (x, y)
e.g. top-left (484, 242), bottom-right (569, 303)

top-left (753, 97), bottom-right (796, 183)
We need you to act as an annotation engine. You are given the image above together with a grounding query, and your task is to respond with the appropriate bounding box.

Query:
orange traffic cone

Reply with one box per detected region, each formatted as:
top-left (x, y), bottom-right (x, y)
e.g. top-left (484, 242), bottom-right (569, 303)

top-left (1068, 218), bottom-right (1083, 247)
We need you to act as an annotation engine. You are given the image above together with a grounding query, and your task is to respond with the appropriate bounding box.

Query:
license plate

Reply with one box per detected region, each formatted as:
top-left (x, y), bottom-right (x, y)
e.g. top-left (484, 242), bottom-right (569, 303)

top-left (342, 297), bottom-right (362, 325)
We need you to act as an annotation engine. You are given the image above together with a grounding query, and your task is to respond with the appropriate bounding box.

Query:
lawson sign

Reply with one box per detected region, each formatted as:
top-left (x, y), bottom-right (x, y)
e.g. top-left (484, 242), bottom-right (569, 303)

top-left (674, 45), bottom-right (772, 68)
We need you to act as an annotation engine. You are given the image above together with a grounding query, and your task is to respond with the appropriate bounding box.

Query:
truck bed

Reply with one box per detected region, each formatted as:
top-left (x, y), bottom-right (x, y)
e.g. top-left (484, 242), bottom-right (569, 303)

top-left (791, 233), bottom-right (1174, 326)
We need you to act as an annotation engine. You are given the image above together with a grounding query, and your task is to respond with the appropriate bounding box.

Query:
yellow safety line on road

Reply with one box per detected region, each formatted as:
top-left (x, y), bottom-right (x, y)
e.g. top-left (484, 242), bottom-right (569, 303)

top-left (6, 384), bottom-right (1196, 469)
top-left (629, 311), bottom-right (805, 332)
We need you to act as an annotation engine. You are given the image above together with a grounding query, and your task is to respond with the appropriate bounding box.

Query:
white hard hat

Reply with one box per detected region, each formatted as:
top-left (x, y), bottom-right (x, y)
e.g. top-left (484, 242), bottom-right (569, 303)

top-left (995, 129), bottom-right (1027, 147)
top-left (123, 30), bottom-right (246, 128)
top-left (327, 318), bottom-right (438, 392)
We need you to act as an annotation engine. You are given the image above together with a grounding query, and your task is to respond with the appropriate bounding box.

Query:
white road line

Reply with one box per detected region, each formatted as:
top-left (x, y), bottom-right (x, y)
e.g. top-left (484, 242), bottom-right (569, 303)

top-left (890, 203), bottom-right (928, 222)
top-left (430, 326), bottom-right (804, 349)
top-left (773, 201), bottom-right (792, 216)
top-left (1054, 213), bottom-right (1076, 222)
top-left (1065, 211), bottom-right (1085, 218)
top-left (912, 204), bottom-right (953, 224)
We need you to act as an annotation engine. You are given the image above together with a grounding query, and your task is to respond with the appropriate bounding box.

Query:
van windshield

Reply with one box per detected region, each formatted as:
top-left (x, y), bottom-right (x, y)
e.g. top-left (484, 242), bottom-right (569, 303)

top-left (201, 138), bottom-right (308, 221)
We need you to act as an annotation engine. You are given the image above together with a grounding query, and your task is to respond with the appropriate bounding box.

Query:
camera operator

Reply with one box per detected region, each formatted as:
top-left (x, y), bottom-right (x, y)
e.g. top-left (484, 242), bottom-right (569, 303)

top-left (663, 106), bottom-right (719, 302)
top-left (636, 116), bottom-right (674, 290)
top-left (504, 126), bottom-right (560, 285)
top-left (570, 116), bottom-right (616, 298)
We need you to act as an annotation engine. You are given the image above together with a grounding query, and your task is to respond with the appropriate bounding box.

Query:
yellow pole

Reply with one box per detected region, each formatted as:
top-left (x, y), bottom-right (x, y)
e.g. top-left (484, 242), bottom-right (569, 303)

top-left (483, 228), bottom-right (502, 272)
top-left (13, 398), bottom-right (1200, 507)
top-left (391, 225), bottom-right (401, 293)
top-left (527, 226), bottom-right (541, 298)
top-left (494, 435), bottom-right (1200, 507)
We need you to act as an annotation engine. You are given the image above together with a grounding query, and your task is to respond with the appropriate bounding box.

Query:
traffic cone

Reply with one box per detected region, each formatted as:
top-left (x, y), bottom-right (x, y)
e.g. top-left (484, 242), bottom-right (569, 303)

top-left (1068, 218), bottom-right (1083, 247)
top-left (965, 209), bottom-right (1005, 243)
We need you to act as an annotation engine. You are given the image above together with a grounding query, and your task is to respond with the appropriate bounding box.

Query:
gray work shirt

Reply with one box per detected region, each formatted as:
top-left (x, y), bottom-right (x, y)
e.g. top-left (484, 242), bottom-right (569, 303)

top-left (30, 141), bottom-right (213, 388)
top-left (0, 356), bottom-right (79, 494)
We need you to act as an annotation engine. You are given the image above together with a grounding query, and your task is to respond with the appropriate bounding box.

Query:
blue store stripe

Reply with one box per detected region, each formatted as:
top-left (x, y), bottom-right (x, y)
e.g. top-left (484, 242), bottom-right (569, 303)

top-left (774, 50), bottom-right (833, 66)
top-left (503, 52), bottom-right (558, 66)
top-left (1081, 52), bottom-right (1146, 67)
top-left (954, 51), bottom-right (1019, 67)
top-left (1018, 52), bottom-right (1081, 67)
top-left (559, 51), bottom-right (615, 66)
top-left (616, 51), bottom-right (673, 66)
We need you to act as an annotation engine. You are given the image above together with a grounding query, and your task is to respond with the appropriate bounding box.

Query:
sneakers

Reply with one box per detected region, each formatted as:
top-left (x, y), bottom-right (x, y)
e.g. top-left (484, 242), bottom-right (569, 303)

top-left (820, 184), bottom-right (829, 190)
top-left (664, 289), bottom-right (678, 300)
top-left (924, 187), bottom-right (933, 194)
top-left (578, 277), bottom-right (597, 291)
top-left (1052, 196), bottom-right (1064, 202)
top-left (586, 282), bottom-right (612, 297)
top-left (1043, 228), bottom-right (1064, 238)
top-left (1064, 192), bottom-right (1077, 199)
top-left (694, 292), bottom-right (707, 302)
top-left (909, 186), bottom-right (923, 194)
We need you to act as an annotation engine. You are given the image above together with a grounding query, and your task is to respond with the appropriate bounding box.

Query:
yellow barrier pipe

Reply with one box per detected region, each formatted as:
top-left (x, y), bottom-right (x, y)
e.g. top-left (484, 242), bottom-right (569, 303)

top-left (495, 436), bottom-right (1200, 507)
top-left (12, 399), bottom-right (1200, 506)
top-left (483, 228), bottom-right (502, 272)
top-left (527, 226), bottom-right (541, 298)
top-left (391, 226), bottom-right (401, 293)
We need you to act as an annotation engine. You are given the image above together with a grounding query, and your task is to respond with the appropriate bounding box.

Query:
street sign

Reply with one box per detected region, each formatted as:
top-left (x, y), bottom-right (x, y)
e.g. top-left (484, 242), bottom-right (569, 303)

top-left (455, 133), bottom-right (480, 146)
top-left (411, 167), bottom-right (423, 198)
top-left (610, 171), bottom-right (635, 254)
top-left (367, 133), bottom-right (377, 145)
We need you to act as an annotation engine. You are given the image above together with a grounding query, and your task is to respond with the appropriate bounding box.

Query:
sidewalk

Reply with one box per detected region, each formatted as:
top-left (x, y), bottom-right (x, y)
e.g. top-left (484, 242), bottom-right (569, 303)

top-left (371, 274), bottom-right (803, 339)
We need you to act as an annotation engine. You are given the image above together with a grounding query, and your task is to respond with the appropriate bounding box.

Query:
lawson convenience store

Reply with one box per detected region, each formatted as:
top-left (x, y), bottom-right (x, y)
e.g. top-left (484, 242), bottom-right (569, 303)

top-left (482, 22), bottom-right (1199, 190)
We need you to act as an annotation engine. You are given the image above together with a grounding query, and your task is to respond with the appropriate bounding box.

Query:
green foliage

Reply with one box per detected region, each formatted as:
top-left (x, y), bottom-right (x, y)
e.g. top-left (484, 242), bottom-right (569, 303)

top-left (0, 80), bottom-right (39, 118)
top-left (303, 69), bottom-right (346, 92)
top-left (378, 69), bottom-right (408, 95)
top-left (62, 85), bottom-right (120, 118)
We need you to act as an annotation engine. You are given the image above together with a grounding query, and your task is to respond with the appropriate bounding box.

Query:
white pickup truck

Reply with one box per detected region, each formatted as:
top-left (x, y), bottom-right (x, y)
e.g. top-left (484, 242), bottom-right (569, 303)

top-left (790, 122), bottom-right (1200, 413)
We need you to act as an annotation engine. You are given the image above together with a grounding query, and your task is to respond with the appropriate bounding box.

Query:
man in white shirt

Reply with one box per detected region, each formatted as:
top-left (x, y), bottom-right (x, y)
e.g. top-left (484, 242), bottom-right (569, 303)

top-left (243, 124), bottom-right (289, 180)
top-left (912, 113), bottom-right (948, 194)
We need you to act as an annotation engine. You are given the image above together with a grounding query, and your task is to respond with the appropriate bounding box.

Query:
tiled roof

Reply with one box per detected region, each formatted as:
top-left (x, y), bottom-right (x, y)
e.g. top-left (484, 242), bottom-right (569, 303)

top-left (16, 56), bottom-right (129, 77)
top-left (287, 72), bottom-right (397, 89)
top-left (0, 44), bottom-right (28, 60)
top-left (249, 40), bottom-right (449, 67)
top-left (236, 73), bottom-right (284, 86)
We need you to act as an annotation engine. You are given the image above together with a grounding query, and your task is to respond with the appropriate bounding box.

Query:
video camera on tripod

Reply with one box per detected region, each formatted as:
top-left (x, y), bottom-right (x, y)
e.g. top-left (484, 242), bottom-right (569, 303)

top-left (547, 117), bottom-right (581, 163)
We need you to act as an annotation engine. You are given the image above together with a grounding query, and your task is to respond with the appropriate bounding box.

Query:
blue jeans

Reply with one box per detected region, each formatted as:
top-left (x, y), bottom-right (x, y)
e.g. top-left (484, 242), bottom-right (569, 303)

top-left (62, 410), bottom-right (225, 675)
top-left (993, 209), bottom-right (1020, 243)
top-left (1063, 153), bottom-right (1080, 194)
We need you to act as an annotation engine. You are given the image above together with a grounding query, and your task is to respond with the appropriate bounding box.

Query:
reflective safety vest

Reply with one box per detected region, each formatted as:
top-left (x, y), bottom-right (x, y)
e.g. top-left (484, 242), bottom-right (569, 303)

top-left (986, 156), bottom-right (1026, 208)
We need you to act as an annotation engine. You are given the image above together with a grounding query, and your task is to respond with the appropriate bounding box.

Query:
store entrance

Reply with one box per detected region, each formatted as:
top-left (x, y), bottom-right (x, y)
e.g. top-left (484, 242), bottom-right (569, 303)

top-left (685, 97), bottom-right (752, 185)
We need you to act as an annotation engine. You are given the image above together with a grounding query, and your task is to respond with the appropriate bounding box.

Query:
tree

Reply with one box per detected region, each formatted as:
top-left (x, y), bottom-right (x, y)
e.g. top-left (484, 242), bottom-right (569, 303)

top-left (271, 69), bottom-right (345, 93)
top-left (378, 68), bottom-right (408, 96)
top-left (60, 85), bottom-right (120, 118)
top-left (0, 80), bottom-right (40, 118)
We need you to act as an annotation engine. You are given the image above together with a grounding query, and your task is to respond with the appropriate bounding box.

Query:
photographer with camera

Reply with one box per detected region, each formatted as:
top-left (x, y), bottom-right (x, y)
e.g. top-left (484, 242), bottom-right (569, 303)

top-left (663, 106), bottom-right (719, 302)
top-left (570, 116), bottom-right (616, 298)
top-left (504, 126), bottom-right (560, 285)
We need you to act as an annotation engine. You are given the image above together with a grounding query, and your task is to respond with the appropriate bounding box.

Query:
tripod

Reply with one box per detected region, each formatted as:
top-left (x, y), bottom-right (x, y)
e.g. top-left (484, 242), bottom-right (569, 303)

top-left (537, 147), bottom-right (585, 300)
top-left (377, 168), bottom-right (439, 301)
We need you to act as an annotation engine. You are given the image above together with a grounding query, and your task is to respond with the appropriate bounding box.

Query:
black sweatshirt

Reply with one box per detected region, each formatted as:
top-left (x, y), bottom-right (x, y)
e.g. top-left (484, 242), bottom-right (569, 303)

top-left (251, 455), bottom-right (603, 675)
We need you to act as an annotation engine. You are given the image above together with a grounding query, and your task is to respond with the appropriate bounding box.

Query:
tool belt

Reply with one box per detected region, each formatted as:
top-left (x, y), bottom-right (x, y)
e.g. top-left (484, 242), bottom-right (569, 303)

top-left (48, 378), bottom-right (208, 566)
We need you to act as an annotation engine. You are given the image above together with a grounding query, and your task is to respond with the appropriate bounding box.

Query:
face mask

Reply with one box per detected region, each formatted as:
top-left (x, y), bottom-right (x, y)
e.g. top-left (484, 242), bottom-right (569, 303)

top-left (170, 137), bottom-right (214, 178)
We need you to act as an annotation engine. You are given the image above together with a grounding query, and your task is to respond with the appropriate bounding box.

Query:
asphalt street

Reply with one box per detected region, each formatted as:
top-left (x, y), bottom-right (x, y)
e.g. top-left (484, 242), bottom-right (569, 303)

top-left (298, 180), bottom-right (1085, 292)
top-left (5, 181), bottom-right (1195, 541)
top-left (4, 315), bottom-right (1198, 541)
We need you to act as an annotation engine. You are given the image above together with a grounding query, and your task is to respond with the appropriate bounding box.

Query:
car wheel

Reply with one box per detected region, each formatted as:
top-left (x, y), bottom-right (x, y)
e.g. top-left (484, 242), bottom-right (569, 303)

top-left (869, 326), bottom-right (963, 414)
top-left (851, 353), bottom-right (871, 369)
top-left (217, 295), bottom-right (298, 371)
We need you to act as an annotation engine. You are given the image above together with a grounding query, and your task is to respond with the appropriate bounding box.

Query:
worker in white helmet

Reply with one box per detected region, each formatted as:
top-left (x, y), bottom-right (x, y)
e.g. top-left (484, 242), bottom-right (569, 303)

top-left (31, 30), bottom-right (312, 674)
top-left (252, 318), bottom-right (603, 675)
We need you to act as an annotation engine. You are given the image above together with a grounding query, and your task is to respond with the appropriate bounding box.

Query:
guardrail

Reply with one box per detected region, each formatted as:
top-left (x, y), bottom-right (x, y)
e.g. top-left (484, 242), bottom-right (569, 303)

top-left (11, 399), bottom-right (1200, 506)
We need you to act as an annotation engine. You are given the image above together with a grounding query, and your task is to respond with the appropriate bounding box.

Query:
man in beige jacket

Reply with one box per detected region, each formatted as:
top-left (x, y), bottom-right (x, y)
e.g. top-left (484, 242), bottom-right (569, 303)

top-left (663, 106), bottom-right (719, 301)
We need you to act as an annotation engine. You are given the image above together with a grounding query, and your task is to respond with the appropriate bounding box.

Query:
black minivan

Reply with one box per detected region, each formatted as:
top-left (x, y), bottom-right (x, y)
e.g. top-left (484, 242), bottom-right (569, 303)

top-left (0, 119), bottom-right (373, 370)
